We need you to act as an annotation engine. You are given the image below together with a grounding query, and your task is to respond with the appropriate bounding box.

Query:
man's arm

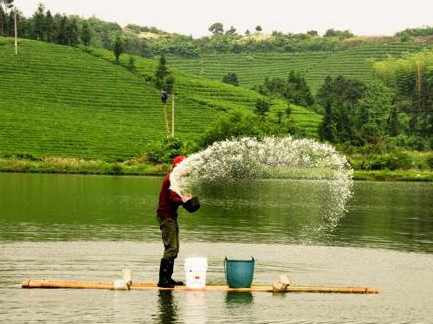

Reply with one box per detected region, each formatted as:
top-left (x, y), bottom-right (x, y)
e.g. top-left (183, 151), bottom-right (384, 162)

top-left (168, 190), bottom-right (184, 204)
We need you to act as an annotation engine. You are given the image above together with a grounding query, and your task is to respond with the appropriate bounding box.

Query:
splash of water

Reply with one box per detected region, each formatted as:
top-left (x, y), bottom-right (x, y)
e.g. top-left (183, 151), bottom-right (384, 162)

top-left (170, 136), bottom-right (353, 231)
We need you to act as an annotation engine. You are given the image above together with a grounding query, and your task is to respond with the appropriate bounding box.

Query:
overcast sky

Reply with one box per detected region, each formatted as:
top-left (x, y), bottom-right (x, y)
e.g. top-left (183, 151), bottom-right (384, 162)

top-left (14, 0), bottom-right (433, 37)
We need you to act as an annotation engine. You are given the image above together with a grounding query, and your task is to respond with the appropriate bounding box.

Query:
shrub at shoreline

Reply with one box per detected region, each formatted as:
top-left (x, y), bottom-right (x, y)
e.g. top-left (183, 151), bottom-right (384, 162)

top-left (1, 155), bottom-right (432, 181)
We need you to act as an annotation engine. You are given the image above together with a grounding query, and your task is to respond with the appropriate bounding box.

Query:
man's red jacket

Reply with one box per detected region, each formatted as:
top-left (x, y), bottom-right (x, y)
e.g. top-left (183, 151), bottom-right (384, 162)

top-left (157, 173), bottom-right (183, 219)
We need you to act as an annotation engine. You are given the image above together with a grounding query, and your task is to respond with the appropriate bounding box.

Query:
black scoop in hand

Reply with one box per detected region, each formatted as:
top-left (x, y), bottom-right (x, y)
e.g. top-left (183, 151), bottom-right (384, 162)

top-left (183, 197), bottom-right (200, 213)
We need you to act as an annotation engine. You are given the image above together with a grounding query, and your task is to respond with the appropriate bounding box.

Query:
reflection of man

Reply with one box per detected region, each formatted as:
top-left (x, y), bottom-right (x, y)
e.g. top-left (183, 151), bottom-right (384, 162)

top-left (157, 155), bottom-right (191, 288)
top-left (157, 291), bottom-right (177, 323)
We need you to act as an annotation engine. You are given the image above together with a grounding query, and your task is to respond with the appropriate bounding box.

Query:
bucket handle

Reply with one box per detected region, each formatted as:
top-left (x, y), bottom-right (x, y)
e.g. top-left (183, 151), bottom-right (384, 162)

top-left (224, 257), bottom-right (228, 284)
top-left (224, 256), bottom-right (256, 264)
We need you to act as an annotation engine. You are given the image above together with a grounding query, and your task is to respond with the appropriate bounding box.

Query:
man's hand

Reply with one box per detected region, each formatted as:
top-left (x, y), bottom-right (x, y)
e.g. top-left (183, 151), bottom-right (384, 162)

top-left (183, 193), bottom-right (192, 202)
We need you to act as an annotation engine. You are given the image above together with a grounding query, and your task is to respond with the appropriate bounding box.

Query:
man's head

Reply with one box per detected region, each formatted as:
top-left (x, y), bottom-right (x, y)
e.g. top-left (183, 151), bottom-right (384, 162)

top-left (172, 155), bottom-right (186, 167)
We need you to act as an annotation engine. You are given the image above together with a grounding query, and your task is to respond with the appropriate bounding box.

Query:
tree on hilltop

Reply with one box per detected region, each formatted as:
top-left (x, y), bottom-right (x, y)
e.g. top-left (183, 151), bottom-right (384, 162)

top-left (113, 34), bottom-right (124, 64)
top-left (0, 0), bottom-right (13, 14)
top-left (324, 28), bottom-right (354, 39)
top-left (0, 0), bottom-right (14, 36)
top-left (45, 10), bottom-right (55, 42)
top-left (155, 54), bottom-right (169, 88)
top-left (55, 14), bottom-right (79, 46)
top-left (66, 16), bottom-right (79, 46)
top-left (81, 20), bottom-right (92, 46)
top-left (0, 6), bottom-right (6, 35)
top-left (209, 22), bottom-right (224, 35)
top-left (56, 15), bottom-right (68, 44)
top-left (255, 25), bottom-right (262, 32)
top-left (225, 26), bottom-right (237, 36)
top-left (32, 3), bottom-right (45, 40)
top-left (0, 0), bottom-right (13, 9)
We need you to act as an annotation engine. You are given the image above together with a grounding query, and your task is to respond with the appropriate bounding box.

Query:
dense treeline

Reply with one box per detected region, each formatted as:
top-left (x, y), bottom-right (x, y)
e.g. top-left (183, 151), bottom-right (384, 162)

top-left (396, 26), bottom-right (433, 38)
top-left (0, 1), bottom-right (356, 58)
top-left (4, 1), bottom-right (433, 59)
top-left (375, 51), bottom-right (433, 139)
top-left (316, 50), bottom-right (433, 151)
top-left (246, 54), bottom-right (433, 154)
top-left (1, 3), bottom-right (121, 48)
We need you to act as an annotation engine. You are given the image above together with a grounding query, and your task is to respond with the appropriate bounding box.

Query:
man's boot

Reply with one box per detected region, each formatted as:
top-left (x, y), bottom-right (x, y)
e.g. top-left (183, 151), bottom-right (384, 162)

top-left (157, 259), bottom-right (174, 288)
top-left (167, 259), bottom-right (184, 286)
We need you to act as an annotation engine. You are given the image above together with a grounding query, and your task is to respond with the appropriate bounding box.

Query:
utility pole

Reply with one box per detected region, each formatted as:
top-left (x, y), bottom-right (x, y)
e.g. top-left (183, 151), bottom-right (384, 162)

top-left (162, 103), bottom-right (169, 137)
top-left (171, 88), bottom-right (175, 137)
top-left (14, 8), bottom-right (18, 56)
top-left (416, 61), bottom-right (422, 95)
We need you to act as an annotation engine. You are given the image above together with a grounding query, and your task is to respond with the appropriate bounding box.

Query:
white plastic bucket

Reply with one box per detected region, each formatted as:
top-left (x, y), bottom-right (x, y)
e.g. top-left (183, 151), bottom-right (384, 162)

top-left (184, 257), bottom-right (208, 289)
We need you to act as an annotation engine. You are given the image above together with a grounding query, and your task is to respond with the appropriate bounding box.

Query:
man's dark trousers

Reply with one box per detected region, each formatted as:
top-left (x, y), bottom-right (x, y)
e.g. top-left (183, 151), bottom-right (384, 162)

top-left (158, 217), bottom-right (179, 260)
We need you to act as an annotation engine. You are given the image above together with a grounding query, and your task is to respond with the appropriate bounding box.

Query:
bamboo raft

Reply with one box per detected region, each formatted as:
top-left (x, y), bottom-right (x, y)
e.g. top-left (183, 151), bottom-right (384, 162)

top-left (21, 280), bottom-right (378, 294)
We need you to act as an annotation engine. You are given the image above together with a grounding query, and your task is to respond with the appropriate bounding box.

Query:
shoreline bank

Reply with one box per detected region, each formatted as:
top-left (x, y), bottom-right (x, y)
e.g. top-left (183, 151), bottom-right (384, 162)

top-left (1, 157), bottom-right (432, 181)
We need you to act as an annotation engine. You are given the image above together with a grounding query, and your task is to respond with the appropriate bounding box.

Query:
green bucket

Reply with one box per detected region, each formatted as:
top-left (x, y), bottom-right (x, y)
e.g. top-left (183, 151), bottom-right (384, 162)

top-left (224, 257), bottom-right (255, 288)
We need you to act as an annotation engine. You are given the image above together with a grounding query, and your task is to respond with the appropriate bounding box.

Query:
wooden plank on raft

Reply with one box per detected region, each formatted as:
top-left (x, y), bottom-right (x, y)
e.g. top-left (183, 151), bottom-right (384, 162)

top-left (21, 280), bottom-right (378, 294)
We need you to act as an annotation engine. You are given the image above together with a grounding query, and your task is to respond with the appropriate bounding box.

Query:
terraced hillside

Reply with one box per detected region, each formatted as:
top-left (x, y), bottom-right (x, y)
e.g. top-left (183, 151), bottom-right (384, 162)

top-left (0, 38), bottom-right (167, 160)
top-left (169, 43), bottom-right (424, 93)
top-left (304, 43), bottom-right (424, 92)
top-left (0, 38), bottom-right (321, 161)
top-left (87, 47), bottom-right (321, 136)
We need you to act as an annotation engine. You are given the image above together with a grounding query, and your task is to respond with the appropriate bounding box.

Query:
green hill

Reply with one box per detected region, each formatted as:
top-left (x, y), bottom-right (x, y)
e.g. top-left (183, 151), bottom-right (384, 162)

top-left (0, 38), bottom-right (321, 161)
top-left (168, 43), bottom-right (424, 93)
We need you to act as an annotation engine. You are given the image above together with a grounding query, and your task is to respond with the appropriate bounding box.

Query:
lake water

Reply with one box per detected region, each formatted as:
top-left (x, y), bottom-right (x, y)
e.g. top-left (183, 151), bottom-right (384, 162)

top-left (0, 173), bottom-right (432, 323)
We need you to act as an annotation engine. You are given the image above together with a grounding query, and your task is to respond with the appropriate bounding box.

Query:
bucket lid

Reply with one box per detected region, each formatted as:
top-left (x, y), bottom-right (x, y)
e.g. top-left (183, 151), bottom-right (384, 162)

top-left (184, 257), bottom-right (208, 267)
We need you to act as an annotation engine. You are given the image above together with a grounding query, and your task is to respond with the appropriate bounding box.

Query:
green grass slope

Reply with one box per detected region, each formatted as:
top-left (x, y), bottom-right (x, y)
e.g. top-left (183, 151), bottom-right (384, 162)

top-left (0, 38), bottom-right (321, 161)
top-left (86, 47), bottom-right (321, 136)
top-left (169, 43), bottom-right (424, 93)
top-left (1, 38), bottom-right (166, 161)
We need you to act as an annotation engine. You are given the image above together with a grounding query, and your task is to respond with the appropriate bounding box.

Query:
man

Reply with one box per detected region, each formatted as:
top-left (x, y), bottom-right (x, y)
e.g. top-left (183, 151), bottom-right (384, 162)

top-left (156, 155), bottom-right (190, 288)
top-left (161, 90), bottom-right (168, 105)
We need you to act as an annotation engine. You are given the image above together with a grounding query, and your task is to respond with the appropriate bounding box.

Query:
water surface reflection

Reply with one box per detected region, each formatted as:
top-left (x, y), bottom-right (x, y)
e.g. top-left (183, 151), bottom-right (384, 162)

top-left (0, 174), bottom-right (432, 252)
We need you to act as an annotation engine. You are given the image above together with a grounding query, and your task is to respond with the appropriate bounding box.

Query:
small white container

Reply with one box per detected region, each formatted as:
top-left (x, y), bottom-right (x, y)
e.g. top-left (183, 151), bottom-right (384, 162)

top-left (184, 257), bottom-right (208, 289)
top-left (113, 279), bottom-right (129, 290)
top-left (122, 269), bottom-right (133, 283)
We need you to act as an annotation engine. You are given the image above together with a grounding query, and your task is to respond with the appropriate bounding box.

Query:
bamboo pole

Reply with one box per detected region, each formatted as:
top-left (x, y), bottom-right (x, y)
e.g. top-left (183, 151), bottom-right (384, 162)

top-left (171, 88), bottom-right (175, 137)
top-left (162, 104), bottom-right (169, 137)
top-left (416, 60), bottom-right (422, 96)
top-left (21, 280), bottom-right (114, 290)
top-left (14, 9), bottom-right (18, 56)
top-left (21, 280), bottom-right (378, 294)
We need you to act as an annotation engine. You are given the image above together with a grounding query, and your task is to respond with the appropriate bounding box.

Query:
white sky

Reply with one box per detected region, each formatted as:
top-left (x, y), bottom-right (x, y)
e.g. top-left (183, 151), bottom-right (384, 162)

top-left (14, 0), bottom-right (433, 37)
